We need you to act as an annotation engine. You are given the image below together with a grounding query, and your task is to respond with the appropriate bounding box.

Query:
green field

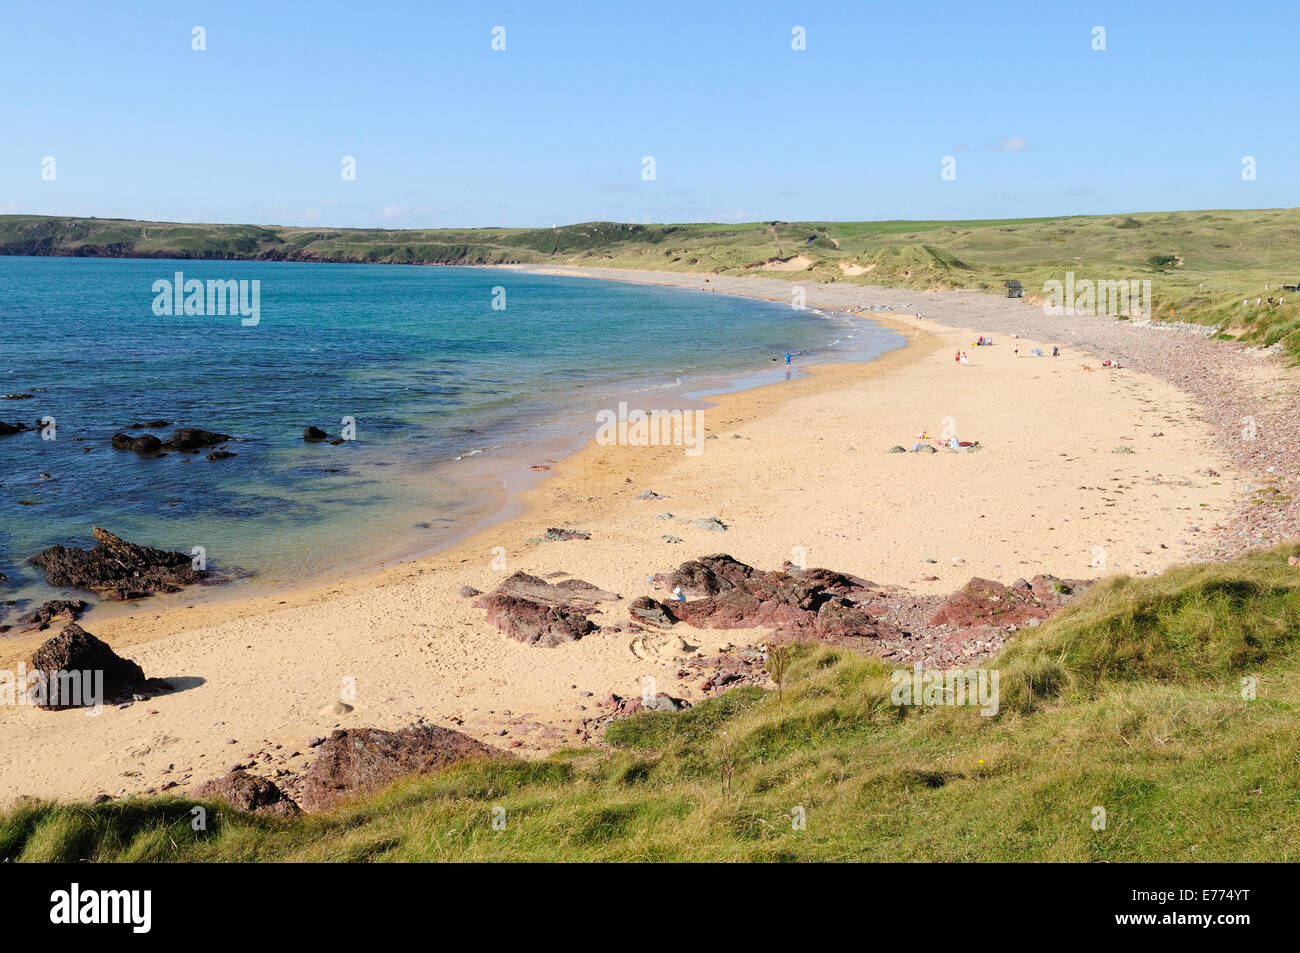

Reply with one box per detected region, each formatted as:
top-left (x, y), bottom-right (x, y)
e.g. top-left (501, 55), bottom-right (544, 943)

top-left (4, 208), bottom-right (1299, 356)
top-left (4, 544), bottom-right (1298, 862)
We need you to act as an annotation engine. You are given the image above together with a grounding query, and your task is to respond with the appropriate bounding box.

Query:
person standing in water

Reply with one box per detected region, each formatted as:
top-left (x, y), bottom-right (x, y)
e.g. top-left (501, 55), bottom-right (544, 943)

top-left (784, 352), bottom-right (791, 380)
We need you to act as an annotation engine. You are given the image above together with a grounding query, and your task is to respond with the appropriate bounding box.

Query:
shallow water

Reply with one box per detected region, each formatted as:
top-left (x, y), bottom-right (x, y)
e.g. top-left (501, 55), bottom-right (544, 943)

top-left (0, 257), bottom-right (902, 617)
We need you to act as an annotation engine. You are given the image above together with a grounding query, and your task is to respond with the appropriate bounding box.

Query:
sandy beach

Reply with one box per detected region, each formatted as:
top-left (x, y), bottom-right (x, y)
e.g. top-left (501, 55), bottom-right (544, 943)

top-left (0, 269), bottom-right (1267, 802)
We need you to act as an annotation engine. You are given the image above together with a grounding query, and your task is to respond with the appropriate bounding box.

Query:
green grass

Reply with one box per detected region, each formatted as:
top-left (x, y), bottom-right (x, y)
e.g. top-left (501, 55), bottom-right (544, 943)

top-left (5, 543), bottom-right (1299, 862)
top-left (5, 208), bottom-right (1300, 357)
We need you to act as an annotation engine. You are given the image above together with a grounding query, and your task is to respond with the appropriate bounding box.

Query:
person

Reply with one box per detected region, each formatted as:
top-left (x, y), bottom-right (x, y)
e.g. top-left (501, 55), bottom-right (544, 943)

top-left (1014, 344), bottom-right (1019, 356)
top-left (784, 352), bottom-right (791, 367)
top-left (955, 351), bottom-right (960, 364)
top-left (960, 352), bottom-right (969, 365)
top-left (1052, 345), bottom-right (1059, 357)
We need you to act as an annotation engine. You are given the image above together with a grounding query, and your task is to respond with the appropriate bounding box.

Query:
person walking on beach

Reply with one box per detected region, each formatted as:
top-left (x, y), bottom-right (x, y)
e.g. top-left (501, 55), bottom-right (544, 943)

top-left (955, 350), bottom-right (961, 364)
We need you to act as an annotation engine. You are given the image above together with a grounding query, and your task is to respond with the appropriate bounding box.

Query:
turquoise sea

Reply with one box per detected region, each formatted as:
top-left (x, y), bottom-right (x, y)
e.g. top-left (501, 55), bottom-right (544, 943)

top-left (0, 257), bottom-right (903, 618)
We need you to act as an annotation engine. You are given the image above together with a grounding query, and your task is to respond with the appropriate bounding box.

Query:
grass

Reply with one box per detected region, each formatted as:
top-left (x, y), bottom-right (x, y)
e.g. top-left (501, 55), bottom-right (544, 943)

top-left (5, 208), bottom-right (1300, 358)
top-left (4, 543), bottom-right (1299, 862)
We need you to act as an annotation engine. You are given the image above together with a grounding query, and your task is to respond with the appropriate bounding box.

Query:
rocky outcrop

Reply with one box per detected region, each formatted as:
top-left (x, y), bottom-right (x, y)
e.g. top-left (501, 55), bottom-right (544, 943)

top-left (27, 623), bottom-right (169, 709)
top-left (29, 527), bottom-right (207, 600)
top-left (474, 571), bottom-right (619, 647)
top-left (191, 770), bottom-right (301, 817)
top-left (15, 599), bottom-right (88, 632)
top-left (928, 575), bottom-right (1088, 629)
top-left (303, 426), bottom-right (328, 442)
top-left (643, 555), bottom-right (900, 645)
top-left (0, 421), bottom-right (31, 436)
top-left (297, 722), bottom-right (502, 813)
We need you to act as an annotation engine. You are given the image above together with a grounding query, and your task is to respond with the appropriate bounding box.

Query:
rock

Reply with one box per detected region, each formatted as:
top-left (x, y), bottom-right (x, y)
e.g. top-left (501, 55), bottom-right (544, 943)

top-left (693, 517), bottom-right (728, 532)
top-left (206, 450), bottom-right (237, 460)
top-left (661, 535), bottom-right (683, 543)
top-left (14, 599), bottom-right (88, 632)
top-left (635, 490), bottom-right (666, 499)
top-left (645, 555), bottom-right (898, 646)
top-left (913, 445), bottom-right (938, 454)
top-left (0, 421), bottom-right (32, 436)
top-left (656, 553), bottom-right (756, 596)
top-left (457, 585), bottom-right (482, 598)
top-left (111, 433), bottom-right (163, 454)
top-left (888, 445), bottom-right (907, 453)
top-left (162, 428), bottom-right (232, 452)
top-left (629, 596), bottom-right (677, 628)
top-left (543, 527), bottom-right (590, 541)
top-left (29, 527), bottom-right (208, 600)
top-left (473, 571), bottom-right (617, 647)
top-left (297, 722), bottom-right (503, 813)
top-left (929, 575), bottom-right (1089, 629)
top-left (303, 426), bottom-right (329, 442)
top-left (191, 769), bottom-right (301, 817)
top-left (27, 623), bottom-right (169, 709)
top-left (2, 393), bottom-right (34, 400)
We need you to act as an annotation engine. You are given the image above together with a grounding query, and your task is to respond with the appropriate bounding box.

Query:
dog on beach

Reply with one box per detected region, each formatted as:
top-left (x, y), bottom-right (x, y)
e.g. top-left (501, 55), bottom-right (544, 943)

top-left (1081, 363), bottom-right (1093, 372)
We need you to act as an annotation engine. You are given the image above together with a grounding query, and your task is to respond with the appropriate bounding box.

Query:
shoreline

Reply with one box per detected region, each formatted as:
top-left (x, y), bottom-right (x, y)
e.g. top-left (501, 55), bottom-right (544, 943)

top-left (2, 261), bottom-right (895, 623)
top-left (0, 267), bottom-right (1275, 802)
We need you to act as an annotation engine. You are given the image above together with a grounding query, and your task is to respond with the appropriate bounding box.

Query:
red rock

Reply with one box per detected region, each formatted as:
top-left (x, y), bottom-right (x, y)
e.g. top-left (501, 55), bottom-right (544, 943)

top-left (474, 571), bottom-right (618, 647)
top-left (296, 722), bottom-right (504, 813)
top-left (191, 769), bottom-right (300, 817)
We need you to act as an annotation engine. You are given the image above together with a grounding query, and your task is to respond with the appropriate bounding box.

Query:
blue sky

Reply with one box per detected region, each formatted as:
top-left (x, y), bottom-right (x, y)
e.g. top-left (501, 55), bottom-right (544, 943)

top-left (2, 0), bottom-right (1295, 228)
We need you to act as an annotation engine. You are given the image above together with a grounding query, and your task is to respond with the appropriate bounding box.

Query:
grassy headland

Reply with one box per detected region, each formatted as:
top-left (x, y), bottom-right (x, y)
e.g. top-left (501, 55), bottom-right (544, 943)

top-left (4, 209), bottom-right (1299, 357)
top-left (4, 544), bottom-right (1298, 862)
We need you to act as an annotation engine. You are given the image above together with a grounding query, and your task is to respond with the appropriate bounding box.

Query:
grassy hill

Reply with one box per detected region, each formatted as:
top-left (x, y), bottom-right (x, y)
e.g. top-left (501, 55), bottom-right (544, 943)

top-left (4, 543), bottom-right (1298, 862)
top-left (4, 209), bottom-right (1299, 356)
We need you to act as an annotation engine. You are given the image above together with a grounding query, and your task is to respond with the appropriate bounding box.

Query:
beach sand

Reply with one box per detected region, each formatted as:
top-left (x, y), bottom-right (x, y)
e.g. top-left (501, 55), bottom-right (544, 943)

top-left (0, 271), bottom-right (1249, 801)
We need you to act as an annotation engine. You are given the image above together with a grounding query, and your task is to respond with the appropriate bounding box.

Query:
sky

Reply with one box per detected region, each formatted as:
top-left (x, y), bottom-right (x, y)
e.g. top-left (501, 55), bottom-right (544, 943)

top-left (2, 0), bottom-right (1296, 228)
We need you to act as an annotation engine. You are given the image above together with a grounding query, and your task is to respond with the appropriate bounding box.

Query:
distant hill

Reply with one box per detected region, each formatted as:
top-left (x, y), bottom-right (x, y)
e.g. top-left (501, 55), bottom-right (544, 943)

top-left (4, 209), bottom-right (1298, 356)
